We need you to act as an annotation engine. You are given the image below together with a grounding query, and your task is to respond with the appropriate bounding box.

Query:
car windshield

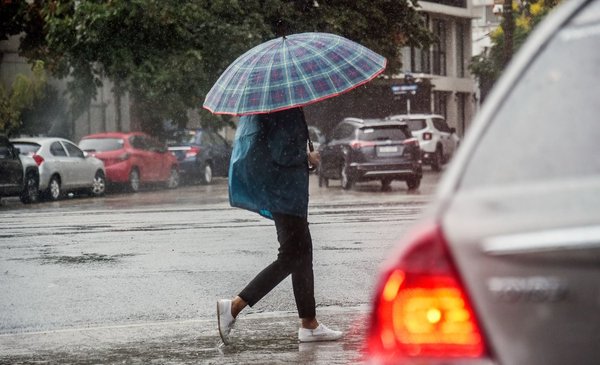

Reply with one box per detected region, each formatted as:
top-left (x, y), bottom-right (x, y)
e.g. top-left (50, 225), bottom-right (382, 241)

top-left (358, 126), bottom-right (409, 141)
top-left (405, 119), bottom-right (427, 131)
top-left (12, 142), bottom-right (40, 155)
top-left (79, 138), bottom-right (124, 152)
top-left (166, 131), bottom-right (197, 146)
top-left (460, 11), bottom-right (600, 189)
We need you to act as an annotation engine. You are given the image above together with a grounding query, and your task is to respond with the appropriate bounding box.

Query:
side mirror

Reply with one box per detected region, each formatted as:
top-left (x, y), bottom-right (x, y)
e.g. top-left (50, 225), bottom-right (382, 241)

top-left (14, 147), bottom-right (21, 156)
top-left (450, 127), bottom-right (456, 134)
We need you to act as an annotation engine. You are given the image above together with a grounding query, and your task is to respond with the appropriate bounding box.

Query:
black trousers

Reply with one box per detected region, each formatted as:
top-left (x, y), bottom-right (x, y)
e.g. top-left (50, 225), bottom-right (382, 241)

top-left (238, 213), bottom-right (316, 319)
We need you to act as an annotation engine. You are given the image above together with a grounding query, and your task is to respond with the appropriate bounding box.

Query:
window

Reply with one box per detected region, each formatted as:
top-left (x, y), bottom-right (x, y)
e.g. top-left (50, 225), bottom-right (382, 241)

top-left (405, 119), bottom-right (427, 132)
top-left (433, 91), bottom-right (448, 119)
top-left (456, 20), bottom-right (468, 78)
top-left (332, 123), bottom-right (355, 140)
top-left (432, 19), bottom-right (447, 76)
top-left (79, 138), bottom-right (124, 152)
top-left (50, 142), bottom-right (67, 156)
top-left (433, 118), bottom-right (451, 133)
top-left (359, 126), bottom-right (409, 141)
top-left (460, 11), bottom-right (600, 188)
top-left (129, 136), bottom-right (148, 150)
top-left (63, 142), bottom-right (84, 158)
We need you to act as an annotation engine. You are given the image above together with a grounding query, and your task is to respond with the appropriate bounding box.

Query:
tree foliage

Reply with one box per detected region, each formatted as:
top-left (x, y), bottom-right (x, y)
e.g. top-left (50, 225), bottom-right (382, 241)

top-left (1, 0), bottom-right (432, 136)
top-left (469, 0), bottom-right (560, 101)
top-left (0, 61), bottom-right (47, 135)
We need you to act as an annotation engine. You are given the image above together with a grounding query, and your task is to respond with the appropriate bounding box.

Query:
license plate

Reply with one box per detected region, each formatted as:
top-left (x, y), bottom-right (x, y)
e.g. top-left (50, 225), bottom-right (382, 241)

top-left (378, 146), bottom-right (398, 153)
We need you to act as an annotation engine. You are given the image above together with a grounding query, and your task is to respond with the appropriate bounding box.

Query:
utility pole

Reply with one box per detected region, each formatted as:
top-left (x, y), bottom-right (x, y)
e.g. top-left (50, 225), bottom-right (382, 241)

top-left (503, 0), bottom-right (515, 66)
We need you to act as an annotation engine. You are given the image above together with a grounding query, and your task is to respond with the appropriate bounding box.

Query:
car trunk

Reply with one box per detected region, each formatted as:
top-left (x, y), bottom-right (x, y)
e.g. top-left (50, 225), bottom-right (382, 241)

top-left (442, 178), bottom-right (600, 365)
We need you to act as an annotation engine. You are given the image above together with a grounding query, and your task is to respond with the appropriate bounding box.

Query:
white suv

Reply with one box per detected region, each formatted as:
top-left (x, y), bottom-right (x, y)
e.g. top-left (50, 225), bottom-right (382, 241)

top-left (389, 114), bottom-right (460, 171)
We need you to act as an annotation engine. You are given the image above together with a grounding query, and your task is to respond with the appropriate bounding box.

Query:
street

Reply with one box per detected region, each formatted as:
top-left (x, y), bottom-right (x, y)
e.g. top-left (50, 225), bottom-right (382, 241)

top-left (0, 172), bottom-right (440, 364)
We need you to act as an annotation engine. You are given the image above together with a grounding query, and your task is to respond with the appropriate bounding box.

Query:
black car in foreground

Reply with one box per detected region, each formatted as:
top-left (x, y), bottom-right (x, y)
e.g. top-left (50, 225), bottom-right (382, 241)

top-left (166, 129), bottom-right (232, 184)
top-left (318, 118), bottom-right (422, 190)
top-left (0, 135), bottom-right (40, 204)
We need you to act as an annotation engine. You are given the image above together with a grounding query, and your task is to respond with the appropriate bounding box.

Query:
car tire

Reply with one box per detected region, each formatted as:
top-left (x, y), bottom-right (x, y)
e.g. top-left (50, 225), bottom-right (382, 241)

top-left (166, 167), bottom-right (180, 189)
top-left (89, 170), bottom-right (106, 197)
top-left (431, 147), bottom-right (443, 172)
top-left (20, 172), bottom-right (39, 204)
top-left (381, 178), bottom-right (392, 191)
top-left (340, 163), bottom-right (353, 190)
top-left (128, 168), bottom-right (141, 193)
top-left (201, 163), bottom-right (213, 185)
top-left (406, 176), bottom-right (421, 190)
top-left (46, 175), bottom-right (62, 201)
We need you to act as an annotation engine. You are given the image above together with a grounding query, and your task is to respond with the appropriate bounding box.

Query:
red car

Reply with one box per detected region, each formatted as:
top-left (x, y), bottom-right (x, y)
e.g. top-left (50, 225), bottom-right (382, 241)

top-left (79, 132), bottom-right (179, 192)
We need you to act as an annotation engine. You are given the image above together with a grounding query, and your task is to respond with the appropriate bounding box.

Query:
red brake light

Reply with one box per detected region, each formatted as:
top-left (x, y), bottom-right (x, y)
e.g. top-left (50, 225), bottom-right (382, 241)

top-left (423, 132), bottom-right (433, 141)
top-left (402, 138), bottom-right (419, 147)
top-left (368, 223), bottom-right (486, 361)
top-left (32, 154), bottom-right (44, 166)
top-left (186, 146), bottom-right (200, 158)
top-left (350, 140), bottom-right (376, 149)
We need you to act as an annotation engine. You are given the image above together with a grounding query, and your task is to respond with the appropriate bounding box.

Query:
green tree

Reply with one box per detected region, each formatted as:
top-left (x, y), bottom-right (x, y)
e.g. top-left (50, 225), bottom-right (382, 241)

top-left (470, 0), bottom-right (560, 102)
top-left (1, 0), bottom-right (432, 136)
top-left (0, 60), bottom-right (47, 135)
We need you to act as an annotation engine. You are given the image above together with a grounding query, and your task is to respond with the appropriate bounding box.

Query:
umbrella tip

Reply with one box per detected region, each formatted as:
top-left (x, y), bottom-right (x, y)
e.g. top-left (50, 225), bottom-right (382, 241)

top-left (275, 19), bottom-right (288, 39)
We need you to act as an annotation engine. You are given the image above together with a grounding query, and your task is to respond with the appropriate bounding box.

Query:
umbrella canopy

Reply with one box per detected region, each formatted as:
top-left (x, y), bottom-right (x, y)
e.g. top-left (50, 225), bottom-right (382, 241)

top-left (203, 32), bottom-right (387, 116)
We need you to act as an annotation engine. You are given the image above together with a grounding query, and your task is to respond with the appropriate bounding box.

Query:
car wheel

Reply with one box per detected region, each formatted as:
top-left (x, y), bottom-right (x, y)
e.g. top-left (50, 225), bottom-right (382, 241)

top-left (381, 178), bottom-right (392, 191)
top-left (166, 167), bottom-right (180, 189)
top-left (406, 176), bottom-right (421, 190)
top-left (340, 163), bottom-right (353, 190)
top-left (20, 172), bottom-right (39, 204)
top-left (46, 175), bottom-right (62, 201)
top-left (431, 147), bottom-right (443, 172)
top-left (128, 168), bottom-right (141, 192)
top-left (89, 170), bottom-right (106, 196)
top-left (201, 163), bottom-right (213, 184)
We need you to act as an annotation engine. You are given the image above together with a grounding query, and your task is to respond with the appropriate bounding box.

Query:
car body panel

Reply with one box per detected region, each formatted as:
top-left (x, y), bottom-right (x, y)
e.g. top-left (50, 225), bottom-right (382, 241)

top-left (0, 136), bottom-right (39, 201)
top-left (11, 137), bottom-right (104, 194)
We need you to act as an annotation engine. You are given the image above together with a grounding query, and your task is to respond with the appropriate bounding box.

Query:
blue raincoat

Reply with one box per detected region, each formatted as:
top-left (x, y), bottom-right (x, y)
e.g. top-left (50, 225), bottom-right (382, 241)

top-left (228, 108), bottom-right (309, 219)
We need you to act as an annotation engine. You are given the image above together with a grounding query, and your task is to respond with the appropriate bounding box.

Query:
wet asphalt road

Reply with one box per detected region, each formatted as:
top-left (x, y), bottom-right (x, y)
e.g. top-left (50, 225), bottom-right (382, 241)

top-left (0, 172), bottom-right (440, 364)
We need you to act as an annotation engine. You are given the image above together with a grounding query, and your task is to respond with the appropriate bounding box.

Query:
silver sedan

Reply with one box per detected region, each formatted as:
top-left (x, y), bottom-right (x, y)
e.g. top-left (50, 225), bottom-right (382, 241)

top-left (11, 137), bottom-right (106, 200)
top-left (366, 0), bottom-right (600, 364)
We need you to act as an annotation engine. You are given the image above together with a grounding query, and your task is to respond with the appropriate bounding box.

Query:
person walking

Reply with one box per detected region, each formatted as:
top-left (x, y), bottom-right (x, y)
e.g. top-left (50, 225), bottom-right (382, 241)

top-left (217, 107), bottom-right (343, 345)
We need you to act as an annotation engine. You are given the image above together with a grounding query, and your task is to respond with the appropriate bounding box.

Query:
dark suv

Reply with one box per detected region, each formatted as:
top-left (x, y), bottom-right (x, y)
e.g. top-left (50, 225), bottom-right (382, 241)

top-left (318, 118), bottom-right (422, 190)
top-left (0, 136), bottom-right (40, 204)
top-left (166, 129), bottom-right (232, 184)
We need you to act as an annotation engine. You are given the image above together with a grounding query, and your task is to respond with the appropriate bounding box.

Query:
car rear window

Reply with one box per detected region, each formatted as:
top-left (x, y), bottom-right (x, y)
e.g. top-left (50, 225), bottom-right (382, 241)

top-left (460, 11), bottom-right (600, 189)
top-left (405, 119), bottom-right (427, 131)
top-left (358, 126), bottom-right (410, 141)
top-left (79, 138), bottom-right (124, 152)
top-left (167, 130), bottom-right (198, 146)
top-left (12, 142), bottom-right (40, 155)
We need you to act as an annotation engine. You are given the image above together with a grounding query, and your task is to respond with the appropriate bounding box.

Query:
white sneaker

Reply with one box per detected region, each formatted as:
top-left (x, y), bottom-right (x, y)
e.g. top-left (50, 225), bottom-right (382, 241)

top-left (298, 324), bottom-right (343, 342)
top-left (217, 299), bottom-right (236, 344)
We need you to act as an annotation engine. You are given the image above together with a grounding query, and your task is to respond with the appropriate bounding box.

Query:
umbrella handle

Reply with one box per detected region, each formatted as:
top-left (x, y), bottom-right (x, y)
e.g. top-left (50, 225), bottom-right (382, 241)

top-left (307, 140), bottom-right (316, 172)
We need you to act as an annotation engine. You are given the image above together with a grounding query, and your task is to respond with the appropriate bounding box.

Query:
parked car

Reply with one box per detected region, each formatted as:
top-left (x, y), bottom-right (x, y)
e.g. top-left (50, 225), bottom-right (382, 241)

top-left (165, 128), bottom-right (231, 184)
top-left (388, 114), bottom-right (459, 171)
top-left (318, 118), bottom-right (422, 190)
top-left (308, 125), bottom-right (326, 152)
top-left (10, 137), bottom-right (106, 200)
top-left (367, 1), bottom-right (600, 364)
top-left (0, 135), bottom-right (40, 204)
top-left (79, 132), bottom-right (180, 192)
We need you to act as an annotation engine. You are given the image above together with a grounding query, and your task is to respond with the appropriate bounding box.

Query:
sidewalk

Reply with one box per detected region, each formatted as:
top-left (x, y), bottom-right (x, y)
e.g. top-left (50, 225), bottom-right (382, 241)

top-left (0, 306), bottom-right (370, 365)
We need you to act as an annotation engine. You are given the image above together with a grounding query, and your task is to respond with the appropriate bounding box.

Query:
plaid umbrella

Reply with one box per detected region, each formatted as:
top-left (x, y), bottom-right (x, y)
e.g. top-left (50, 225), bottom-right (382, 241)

top-left (203, 32), bottom-right (387, 116)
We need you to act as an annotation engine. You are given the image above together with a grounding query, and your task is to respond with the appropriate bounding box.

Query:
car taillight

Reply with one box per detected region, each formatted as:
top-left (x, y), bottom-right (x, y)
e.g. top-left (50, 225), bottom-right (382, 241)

top-left (186, 146), bottom-right (200, 158)
top-left (32, 154), bottom-right (44, 166)
top-left (350, 140), bottom-right (376, 149)
top-left (423, 132), bottom-right (433, 141)
top-left (402, 138), bottom-right (419, 147)
top-left (368, 223), bottom-right (486, 361)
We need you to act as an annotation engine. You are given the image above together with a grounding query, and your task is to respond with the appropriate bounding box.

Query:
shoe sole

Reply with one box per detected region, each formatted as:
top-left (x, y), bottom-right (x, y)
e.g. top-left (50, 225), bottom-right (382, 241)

top-left (217, 301), bottom-right (229, 345)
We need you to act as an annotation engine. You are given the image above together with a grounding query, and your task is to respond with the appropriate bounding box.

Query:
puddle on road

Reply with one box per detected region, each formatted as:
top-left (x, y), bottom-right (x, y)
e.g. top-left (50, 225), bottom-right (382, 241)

top-left (10, 253), bottom-right (136, 265)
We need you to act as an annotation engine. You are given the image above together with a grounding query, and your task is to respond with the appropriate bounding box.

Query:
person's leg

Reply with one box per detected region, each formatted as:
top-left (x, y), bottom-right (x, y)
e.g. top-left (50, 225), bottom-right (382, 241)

top-left (236, 213), bottom-right (308, 312)
top-left (288, 217), bottom-right (317, 325)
